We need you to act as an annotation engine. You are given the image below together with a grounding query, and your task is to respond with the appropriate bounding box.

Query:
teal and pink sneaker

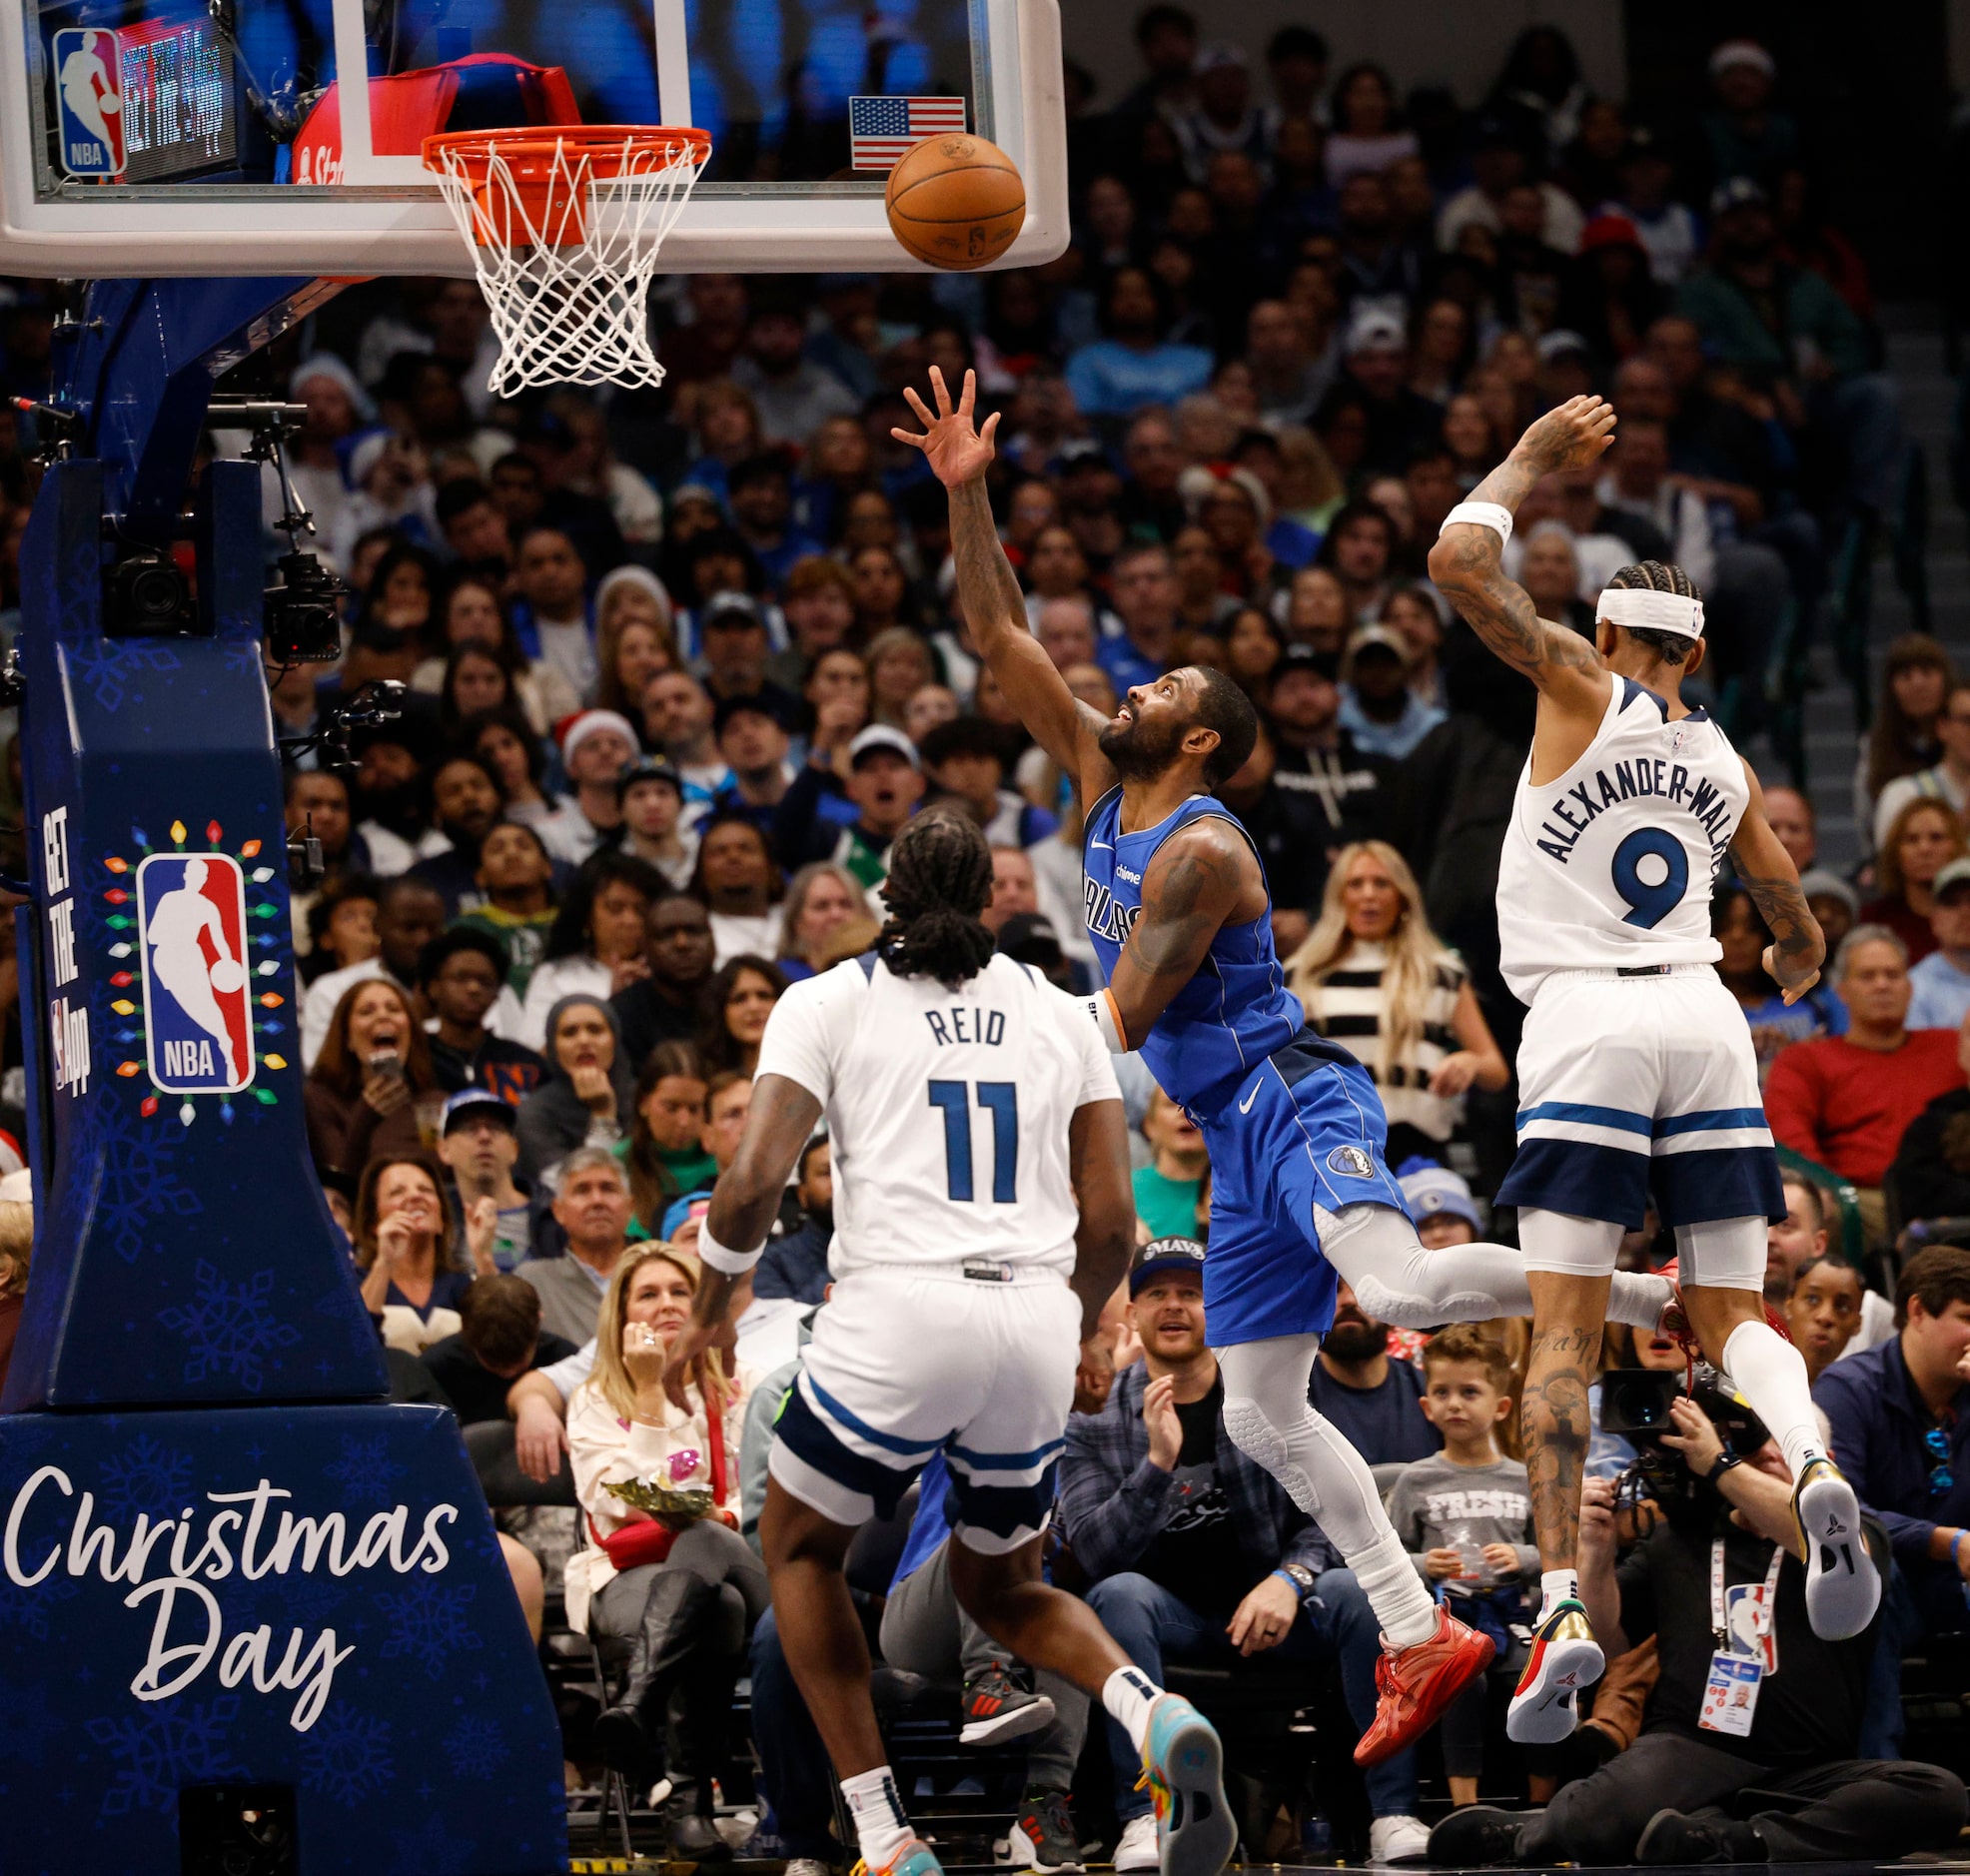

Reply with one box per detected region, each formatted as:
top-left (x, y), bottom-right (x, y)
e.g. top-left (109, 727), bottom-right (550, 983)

top-left (1137, 1693), bottom-right (1236, 1876)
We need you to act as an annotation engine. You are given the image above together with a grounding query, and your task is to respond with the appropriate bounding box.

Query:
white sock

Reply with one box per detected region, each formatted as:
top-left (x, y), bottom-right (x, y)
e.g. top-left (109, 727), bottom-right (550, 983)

top-left (1607, 1270), bottom-right (1671, 1330)
top-left (1539, 1568), bottom-right (1579, 1618)
top-left (1721, 1319), bottom-right (1825, 1482)
top-left (841, 1766), bottom-right (913, 1869)
top-left (1101, 1665), bottom-right (1163, 1754)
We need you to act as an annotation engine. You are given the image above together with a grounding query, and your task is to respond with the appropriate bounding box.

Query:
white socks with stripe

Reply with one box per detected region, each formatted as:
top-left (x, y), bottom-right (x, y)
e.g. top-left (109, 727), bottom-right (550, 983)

top-left (1102, 1665), bottom-right (1163, 1753)
top-left (841, 1765), bottom-right (913, 1870)
top-left (1538, 1568), bottom-right (1580, 1621)
top-left (1721, 1319), bottom-right (1826, 1483)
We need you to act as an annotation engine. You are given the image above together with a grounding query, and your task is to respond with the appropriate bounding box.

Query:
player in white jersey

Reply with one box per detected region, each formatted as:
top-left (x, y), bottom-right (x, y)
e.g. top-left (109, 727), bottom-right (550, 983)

top-left (1432, 397), bottom-right (1877, 1744)
top-left (664, 812), bottom-right (1235, 1876)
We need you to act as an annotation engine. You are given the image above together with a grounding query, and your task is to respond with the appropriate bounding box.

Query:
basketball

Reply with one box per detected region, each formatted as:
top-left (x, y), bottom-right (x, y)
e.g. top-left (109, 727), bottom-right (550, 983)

top-left (884, 134), bottom-right (1025, 271)
top-left (209, 958), bottom-right (246, 994)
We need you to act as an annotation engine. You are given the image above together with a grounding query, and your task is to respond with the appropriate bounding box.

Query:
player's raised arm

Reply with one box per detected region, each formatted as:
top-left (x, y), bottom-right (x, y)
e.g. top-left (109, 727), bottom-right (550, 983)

top-left (894, 367), bottom-right (1114, 793)
top-left (1096, 815), bottom-right (1266, 1051)
top-left (1731, 760), bottom-right (1826, 1005)
top-left (1426, 397), bottom-right (1617, 720)
top-left (665, 1071), bottom-right (823, 1405)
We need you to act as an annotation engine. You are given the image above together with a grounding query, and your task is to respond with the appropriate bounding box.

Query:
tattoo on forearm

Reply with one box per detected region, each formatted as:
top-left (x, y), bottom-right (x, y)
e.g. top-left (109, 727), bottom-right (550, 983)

top-left (950, 479), bottom-right (1028, 644)
top-left (1432, 526), bottom-right (1604, 682)
top-left (1735, 863), bottom-right (1824, 978)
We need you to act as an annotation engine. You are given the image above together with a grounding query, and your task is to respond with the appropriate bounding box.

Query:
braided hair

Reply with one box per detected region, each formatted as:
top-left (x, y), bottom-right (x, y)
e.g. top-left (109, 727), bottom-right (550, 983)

top-left (877, 810), bottom-right (998, 986)
top-left (1605, 559), bottom-right (1703, 667)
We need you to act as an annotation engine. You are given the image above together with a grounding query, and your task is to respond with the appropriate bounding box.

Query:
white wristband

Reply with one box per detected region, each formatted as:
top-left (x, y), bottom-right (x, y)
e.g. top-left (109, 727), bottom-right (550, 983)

top-left (1086, 988), bottom-right (1128, 1053)
top-left (696, 1223), bottom-right (763, 1276)
top-left (1440, 501), bottom-right (1513, 544)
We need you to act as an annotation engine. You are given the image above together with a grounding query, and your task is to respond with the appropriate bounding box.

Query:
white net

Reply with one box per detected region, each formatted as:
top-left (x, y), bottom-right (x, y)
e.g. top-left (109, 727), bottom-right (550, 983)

top-left (425, 129), bottom-right (709, 397)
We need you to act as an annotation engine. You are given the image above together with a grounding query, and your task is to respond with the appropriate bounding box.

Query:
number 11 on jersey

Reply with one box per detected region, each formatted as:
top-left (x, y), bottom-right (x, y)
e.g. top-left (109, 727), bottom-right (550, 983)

top-left (928, 1080), bottom-right (1019, 1203)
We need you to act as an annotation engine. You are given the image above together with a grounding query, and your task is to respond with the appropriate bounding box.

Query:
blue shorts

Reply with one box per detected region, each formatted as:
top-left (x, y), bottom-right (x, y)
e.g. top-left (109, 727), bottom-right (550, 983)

top-left (1195, 1030), bottom-right (1409, 1346)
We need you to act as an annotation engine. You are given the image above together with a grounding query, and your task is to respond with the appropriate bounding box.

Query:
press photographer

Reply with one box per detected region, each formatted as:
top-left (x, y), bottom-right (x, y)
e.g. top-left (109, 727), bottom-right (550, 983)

top-left (1428, 1371), bottom-right (1965, 1866)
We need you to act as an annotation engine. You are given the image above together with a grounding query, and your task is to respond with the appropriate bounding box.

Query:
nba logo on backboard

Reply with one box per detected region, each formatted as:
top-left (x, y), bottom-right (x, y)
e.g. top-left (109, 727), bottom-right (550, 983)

top-left (52, 29), bottom-right (126, 178)
top-left (136, 854), bottom-right (253, 1094)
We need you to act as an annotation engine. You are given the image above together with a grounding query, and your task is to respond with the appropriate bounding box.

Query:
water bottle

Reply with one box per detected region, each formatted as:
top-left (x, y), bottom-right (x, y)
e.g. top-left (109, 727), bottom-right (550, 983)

top-left (1301, 1807), bottom-right (1332, 1860)
top-left (1453, 1522), bottom-right (1492, 1587)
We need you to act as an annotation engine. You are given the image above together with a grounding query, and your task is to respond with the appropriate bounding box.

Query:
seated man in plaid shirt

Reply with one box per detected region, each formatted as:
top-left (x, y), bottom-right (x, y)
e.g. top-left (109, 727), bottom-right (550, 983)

top-left (1059, 1239), bottom-right (1430, 1868)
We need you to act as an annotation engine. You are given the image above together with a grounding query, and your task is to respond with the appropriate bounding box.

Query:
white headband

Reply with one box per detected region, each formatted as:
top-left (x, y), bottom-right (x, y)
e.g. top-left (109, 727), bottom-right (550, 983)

top-left (1595, 586), bottom-right (1706, 640)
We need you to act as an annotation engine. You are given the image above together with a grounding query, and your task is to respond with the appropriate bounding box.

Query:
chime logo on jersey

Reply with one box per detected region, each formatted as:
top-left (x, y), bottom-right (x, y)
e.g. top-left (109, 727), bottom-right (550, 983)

top-left (136, 854), bottom-right (254, 1093)
top-left (52, 29), bottom-right (126, 178)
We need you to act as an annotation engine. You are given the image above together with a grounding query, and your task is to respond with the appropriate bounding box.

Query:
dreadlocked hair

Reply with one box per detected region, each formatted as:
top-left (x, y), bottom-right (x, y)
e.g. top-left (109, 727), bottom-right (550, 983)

top-left (877, 810), bottom-right (999, 986)
top-left (1607, 560), bottom-right (1703, 667)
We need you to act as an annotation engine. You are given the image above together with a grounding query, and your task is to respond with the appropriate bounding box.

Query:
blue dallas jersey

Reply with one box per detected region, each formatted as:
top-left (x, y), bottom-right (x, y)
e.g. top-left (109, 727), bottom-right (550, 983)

top-left (1082, 785), bottom-right (1303, 1109)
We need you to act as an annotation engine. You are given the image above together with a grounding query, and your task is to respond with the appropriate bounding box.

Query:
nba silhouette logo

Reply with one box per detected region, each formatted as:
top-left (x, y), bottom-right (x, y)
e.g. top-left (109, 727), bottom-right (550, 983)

top-left (137, 854), bottom-right (254, 1094)
top-left (52, 29), bottom-right (126, 178)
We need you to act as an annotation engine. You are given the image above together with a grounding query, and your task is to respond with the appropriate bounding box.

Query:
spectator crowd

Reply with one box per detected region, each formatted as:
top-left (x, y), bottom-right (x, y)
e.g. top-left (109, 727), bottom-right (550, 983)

top-left (0, 12), bottom-right (1966, 1870)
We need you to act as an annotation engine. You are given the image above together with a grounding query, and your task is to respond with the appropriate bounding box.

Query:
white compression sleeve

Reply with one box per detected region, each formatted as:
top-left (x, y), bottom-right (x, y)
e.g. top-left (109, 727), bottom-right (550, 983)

top-left (1721, 1318), bottom-right (1826, 1482)
top-left (1217, 1335), bottom-right (1439, 1649)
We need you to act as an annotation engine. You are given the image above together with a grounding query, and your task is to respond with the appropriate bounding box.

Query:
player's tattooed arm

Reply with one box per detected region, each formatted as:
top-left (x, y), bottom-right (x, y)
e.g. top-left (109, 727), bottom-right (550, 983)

top-left (896, 368), bottom-right (1116, 796)
top-left (667, 1073), bottom-right (823, 1407)
top-left (1731, 759), bottom-right (1825, 1004)
top-left (1426, 396), bottom-right (1614, 703)
top-left (1105, 817), bottom-right (1268, 1049)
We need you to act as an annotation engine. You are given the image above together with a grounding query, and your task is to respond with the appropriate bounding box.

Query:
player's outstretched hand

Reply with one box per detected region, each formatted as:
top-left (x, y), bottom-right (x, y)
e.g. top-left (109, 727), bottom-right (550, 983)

top-left (1764, 944), bottom-right (1821, 1006)
top-left (892, 366), bottom-right (999, 488)
top-left (1513, 394), bottom-right (1618, 477)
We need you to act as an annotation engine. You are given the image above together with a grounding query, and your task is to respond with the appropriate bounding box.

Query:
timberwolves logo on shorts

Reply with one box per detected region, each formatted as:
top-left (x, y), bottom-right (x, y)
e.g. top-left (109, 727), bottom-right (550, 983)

top-left (1327, 1145), bottom-right (1377, 1180)
top-left (136, 854), bottom-right (254, 1094)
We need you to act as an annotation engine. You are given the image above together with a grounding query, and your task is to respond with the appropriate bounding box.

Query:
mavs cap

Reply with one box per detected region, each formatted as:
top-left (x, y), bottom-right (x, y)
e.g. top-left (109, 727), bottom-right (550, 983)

top-left (442, 1087), bottom-right (516, 1136)
top-left (1129, 1236), bottom-right (1207, 1295)
top-left (1595, 584), bottom-right (1705, 640)
top-left (1398, 1160), bottom-right (1482, 1233)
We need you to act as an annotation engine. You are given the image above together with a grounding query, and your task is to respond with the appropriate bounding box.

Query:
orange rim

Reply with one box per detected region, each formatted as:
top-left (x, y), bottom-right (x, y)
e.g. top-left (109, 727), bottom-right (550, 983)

top-left (421, 124), bottom-right (710, 184)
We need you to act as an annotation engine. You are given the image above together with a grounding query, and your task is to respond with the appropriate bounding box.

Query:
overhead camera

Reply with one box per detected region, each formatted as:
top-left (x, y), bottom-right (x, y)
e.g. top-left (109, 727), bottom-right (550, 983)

top-left (1599, 1365), bottom-right (1770, 1509)
top-left (106, 545), bottom-right (192, 634)
top-left (264, 549), bottom-right (348, 663)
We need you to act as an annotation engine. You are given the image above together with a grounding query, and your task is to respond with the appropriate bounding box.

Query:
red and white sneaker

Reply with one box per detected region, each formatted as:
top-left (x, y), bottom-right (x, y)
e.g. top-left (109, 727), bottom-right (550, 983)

top-left (1505, 1599), bottom-right (1602, 1744)
top-left (1353, 1603), bottom-right (1494, 1768)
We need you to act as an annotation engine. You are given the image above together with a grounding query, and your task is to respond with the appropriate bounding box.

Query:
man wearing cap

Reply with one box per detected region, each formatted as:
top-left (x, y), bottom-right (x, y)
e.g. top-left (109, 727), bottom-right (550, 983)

top-left (1333, 306), bottom-right (1445, 477)
top-left (1265, 643), bottom-right (1399, 867)
top-left (1063, 1239), bottom-right (1434, 1867)
top-left (541, 709), bottom-right (639, 865)
top-left (615, 758), bottom-right (699, 892)
top-left (421, 928), bottom-right (544, 1106)
top-left (347, 716), bottom-right (450, 878)
top-left (1906, 858), bottom-right (1970, 1030)
top-left (774, 724), bottom-right (924, 888)
top-left (699, 589), bottom-right (801, 720)
top-left (1435, 397), bottom-right (1866, 1741)
top-left (1338, 622), bottom-right (1446, 761)
top-left (437, 1086), bottom-right (536, 1272)
top-left (708, 694), bottom-right (796, 838)
top-left (1600, 129), bottom-right (1699, 286)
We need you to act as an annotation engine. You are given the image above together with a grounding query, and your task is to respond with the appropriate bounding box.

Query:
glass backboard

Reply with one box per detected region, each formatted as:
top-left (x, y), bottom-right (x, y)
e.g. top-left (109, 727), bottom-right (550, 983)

top-left (0, 0), bottom-right (1066, 276)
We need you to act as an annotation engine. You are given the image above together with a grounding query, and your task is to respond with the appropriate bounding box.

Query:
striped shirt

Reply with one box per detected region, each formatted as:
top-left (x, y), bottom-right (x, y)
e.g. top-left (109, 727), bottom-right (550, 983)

top-left (1299, 940), bottom-right (1466, 1142)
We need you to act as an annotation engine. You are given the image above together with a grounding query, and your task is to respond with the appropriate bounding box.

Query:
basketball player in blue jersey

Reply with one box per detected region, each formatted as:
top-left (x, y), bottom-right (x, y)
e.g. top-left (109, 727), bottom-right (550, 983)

top-left (1431, 395), bottom-right (1876, 1744)
top-left (898, 367), bottom-right (1678, 1765)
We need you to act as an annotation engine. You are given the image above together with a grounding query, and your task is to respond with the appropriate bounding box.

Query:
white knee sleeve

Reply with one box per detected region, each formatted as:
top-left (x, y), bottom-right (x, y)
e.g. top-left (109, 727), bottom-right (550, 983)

top-left (1517, 1208), bottom-right (1625, 1278)
top-left (1674, 1216), bottom-right (1767, 1292)
top-left (1316, 1201), bottom-right (1534, 1326)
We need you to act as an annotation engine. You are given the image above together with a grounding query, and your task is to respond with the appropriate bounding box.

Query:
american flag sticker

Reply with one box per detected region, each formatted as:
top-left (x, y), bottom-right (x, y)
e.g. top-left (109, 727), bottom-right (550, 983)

top-left (849, 95), bottom-right (968, 170)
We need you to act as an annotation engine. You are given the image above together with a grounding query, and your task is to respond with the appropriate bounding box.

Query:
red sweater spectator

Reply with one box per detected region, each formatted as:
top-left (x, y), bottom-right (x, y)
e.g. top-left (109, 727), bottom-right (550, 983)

top-left (1764, 928), bottom-right (1966, 1190)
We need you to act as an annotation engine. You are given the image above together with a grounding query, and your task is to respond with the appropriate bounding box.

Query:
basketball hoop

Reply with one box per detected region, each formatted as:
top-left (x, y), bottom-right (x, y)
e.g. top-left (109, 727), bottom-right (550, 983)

top-left (423, 125), bottom-right (711, 396)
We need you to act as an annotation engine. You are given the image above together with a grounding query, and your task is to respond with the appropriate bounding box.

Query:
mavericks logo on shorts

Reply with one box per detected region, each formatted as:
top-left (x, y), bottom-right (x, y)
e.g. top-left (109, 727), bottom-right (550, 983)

top-left (136, 853), bottom-right (255, 1094)
top-left (1326, 1145), bottom-right (1378, 1180)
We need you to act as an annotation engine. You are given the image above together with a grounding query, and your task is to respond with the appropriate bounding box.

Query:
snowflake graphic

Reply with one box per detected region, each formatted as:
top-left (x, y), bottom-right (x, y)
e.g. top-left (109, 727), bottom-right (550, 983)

top-left (84, 1694), bottom-right (242, 1817)
top-left (323, 1433), bottom-right (408, 1507)
top-left (389, 1810), bottom-right (473, 1871)
top-left (221, 633), bottom-right (268, 680)
top-left (97, 1433), bottom-right (196, 1522)
top-left (61, 1078), bottom-right (206, 1262)
top-left (0, 1561), bottom-right (81, 1639)
top-left (444, 1712), bottom-right (511, 1780)
top-left (375, 1577), bottom-right (483, 1680)
top-left (157, 1261), bottom-right (303, 1391)
top-left (55, 622), bottom-right (183, 713)
top-left (299, 1701), bottom-right (396, 1808)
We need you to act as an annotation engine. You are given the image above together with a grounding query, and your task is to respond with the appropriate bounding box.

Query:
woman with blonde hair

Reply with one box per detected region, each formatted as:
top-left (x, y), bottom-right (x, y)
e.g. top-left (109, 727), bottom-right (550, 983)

top-left (567, 1243), bottom-right (762, 1844)
top-left (1287, 841), bottom-right (1509, 1166)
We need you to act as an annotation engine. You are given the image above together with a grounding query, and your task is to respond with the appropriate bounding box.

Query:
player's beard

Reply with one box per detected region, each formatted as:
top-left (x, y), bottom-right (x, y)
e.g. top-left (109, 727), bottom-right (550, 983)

top-left (1097, 705), bottom-right (1185, 779)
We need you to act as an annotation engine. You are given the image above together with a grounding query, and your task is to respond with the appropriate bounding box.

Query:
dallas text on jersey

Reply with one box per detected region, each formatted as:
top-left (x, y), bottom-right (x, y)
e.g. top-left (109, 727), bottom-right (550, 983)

top-left (1528, 755), bottom-right (1737, 870)
top-left (1085, 874), bottom-right (1142, 947)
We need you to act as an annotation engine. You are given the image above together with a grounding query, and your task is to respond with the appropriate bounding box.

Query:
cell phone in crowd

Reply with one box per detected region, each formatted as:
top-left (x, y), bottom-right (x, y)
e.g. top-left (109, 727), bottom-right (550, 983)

top-left (368, 1050), bottom-right (406, 1083)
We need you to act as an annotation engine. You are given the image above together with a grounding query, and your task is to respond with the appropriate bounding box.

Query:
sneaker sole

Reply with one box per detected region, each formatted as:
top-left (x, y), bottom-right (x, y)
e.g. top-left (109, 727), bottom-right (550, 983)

top-left (960, 1695), bottom-right (1057, 1747)
top-left (1798, 1470), bottom-right (1880, 1641)
top-left (1002, 1824), bottom-right (1085, 1875)
top-left (1151, 1713), bottom-right (1237, 1876)
top-left (1505, 1634), bottom-right (1603, 1744)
